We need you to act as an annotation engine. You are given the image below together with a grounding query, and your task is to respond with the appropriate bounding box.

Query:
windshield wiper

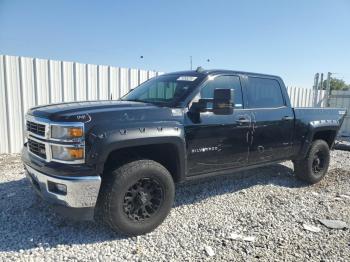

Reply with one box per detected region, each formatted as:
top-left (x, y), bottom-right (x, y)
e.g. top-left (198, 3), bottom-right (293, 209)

top-left (125, 99), bottom-right (147, 103)
top-left (125, 99), bottom-right (166, 106)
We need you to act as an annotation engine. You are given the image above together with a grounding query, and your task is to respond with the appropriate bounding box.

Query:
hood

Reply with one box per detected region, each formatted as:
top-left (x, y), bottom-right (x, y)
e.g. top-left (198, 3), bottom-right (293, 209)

top-left (28, 100), bottom-right (159, 120)
top-left (27, 100), bottom-right (183, 124)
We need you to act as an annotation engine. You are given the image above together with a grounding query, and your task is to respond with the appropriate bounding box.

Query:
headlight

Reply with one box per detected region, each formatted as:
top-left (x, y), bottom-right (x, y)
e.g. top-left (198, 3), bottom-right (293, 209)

top-left (51, 126), bottom-right (83, 140)
top-left (51, 145), bottom-right (84, 161)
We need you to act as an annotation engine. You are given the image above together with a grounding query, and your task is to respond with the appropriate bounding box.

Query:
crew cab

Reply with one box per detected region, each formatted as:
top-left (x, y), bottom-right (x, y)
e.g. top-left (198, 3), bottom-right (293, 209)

top-left (22, 68), bottom-right (347, 235)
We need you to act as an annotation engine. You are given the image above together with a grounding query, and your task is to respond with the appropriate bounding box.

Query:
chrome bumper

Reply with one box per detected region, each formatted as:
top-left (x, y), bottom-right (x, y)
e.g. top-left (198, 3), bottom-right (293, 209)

top-left (25, 164), bottom-right (101, 208)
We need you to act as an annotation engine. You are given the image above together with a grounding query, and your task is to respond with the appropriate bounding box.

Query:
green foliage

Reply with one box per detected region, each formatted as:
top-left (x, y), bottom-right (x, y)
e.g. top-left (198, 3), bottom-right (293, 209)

top-left (322, 77), bottom-right (350, 91)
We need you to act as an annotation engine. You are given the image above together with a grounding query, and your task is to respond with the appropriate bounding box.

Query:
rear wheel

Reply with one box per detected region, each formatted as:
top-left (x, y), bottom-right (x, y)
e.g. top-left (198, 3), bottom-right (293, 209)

top-left (294, 139), bottom-right (330, 184)
top-left (100, 160), bottom-right (175, 236)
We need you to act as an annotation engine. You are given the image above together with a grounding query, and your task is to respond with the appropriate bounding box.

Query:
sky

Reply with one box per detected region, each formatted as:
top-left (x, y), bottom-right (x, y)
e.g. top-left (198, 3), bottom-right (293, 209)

top-left (0, 0), bottom-right (349, 88)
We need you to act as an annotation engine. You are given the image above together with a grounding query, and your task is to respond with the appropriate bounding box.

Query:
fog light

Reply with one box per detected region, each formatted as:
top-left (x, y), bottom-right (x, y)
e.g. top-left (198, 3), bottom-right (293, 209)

top-left (48, 181), bottom-right (67, 195)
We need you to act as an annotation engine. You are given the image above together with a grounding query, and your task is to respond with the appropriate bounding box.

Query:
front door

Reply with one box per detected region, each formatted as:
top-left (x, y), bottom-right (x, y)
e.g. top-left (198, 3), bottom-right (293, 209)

top-left (185, 75), bottom-right (252, 176)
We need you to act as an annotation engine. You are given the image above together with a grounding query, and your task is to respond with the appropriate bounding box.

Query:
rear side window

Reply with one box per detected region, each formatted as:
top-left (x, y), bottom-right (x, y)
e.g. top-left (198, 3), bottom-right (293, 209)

top-left (246, 77), bottom-right (285, 108)
top-left (200, 75), bottom-right (243, 108)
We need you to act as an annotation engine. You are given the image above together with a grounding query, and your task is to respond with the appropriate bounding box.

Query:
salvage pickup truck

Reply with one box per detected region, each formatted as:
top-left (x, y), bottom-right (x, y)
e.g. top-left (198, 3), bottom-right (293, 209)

top-left (22, 68), bottom-right (347, 235)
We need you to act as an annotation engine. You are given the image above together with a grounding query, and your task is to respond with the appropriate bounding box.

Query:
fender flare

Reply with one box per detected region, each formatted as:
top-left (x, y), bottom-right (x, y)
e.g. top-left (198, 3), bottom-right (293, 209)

top-left (297, 123), bottom-right (339, 159)
top-left (90, 126), bottom-right (187, 182)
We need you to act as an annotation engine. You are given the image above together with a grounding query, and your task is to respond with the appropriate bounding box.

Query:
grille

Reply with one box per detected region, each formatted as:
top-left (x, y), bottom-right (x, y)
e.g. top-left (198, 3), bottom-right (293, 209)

top-left (27, 121), bottom-right (46, 137)
top-left (28, 139), bottom-right (46, 159)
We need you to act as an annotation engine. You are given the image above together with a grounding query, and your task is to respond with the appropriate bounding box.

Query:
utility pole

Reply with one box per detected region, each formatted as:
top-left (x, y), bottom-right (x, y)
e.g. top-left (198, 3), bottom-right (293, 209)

top-left (319, 73), bottom-right (324, 90)
top-left (317, 73), bottom-right (324, 107)
top-left (190, 56), bottom-right (193, 70)
top-left (313, 73), bottom-right (319, 107)
top-left (326, 72), bottom-right (332, 107)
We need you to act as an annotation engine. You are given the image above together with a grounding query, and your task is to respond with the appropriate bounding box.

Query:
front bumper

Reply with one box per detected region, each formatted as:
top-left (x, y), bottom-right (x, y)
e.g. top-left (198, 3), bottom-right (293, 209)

top-left (25, 164), bottom-right (101, 220)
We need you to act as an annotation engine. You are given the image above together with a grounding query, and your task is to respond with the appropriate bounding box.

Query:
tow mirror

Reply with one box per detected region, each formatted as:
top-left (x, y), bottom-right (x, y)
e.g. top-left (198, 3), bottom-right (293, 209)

top-left (190, 88), bottom-right (234, 115)
top-left (213, 88), bottom-right (234, 115)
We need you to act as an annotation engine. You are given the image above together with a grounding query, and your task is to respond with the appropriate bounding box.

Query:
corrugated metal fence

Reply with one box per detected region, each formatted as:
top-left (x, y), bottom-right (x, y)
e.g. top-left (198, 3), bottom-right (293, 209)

top-left (0, 55), bottom-right (326, 153)
top-left (329, 90), bottom-right (350, 136)
top-left (286, 86), bottom-right (325, 108)
top-left (0, 55), bottom-right (162, 153)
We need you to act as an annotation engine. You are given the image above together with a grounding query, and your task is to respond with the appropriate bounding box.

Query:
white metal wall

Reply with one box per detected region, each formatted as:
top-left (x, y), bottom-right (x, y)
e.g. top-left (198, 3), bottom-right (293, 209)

top-left (0, 55), bottom-right (162, 153)
top-left (329, 90), bottom-right (350, 136)
top-left (0, 55), bottom-right (328, 153)
top-left (286, 86), bottom-right (326, 107)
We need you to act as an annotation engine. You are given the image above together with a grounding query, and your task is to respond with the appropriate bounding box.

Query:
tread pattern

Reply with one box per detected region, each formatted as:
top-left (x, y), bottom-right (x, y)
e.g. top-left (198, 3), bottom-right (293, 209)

top-left (294, 139), bottom-right (330, 184)
top-left (99, 159), bottom-right (174, 235)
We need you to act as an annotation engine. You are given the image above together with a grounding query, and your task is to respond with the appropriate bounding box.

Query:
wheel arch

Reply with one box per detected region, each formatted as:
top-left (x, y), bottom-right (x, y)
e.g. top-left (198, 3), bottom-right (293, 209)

top-left (298, 125), bottom-right (338, 159)
top-left (97, 137), bottom-right (187, 183)
top-left (312, 130), bottom-right (337, 148)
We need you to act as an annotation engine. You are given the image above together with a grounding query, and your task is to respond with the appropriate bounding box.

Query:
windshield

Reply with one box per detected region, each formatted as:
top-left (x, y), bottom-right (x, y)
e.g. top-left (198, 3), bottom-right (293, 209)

top-left (122, 74), bottom-right (204, 106)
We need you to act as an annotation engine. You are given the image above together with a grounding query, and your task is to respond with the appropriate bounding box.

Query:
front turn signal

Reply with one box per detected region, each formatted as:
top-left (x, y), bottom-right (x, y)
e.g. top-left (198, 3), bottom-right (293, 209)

top-left (68, 148), bottom-right (84, 159)
top-left (68, 127), bottom-right (84, 138)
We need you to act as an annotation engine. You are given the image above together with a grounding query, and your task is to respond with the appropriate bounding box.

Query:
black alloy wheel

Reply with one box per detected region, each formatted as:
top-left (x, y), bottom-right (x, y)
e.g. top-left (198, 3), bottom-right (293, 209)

top-left (99, 159), bottom-right (175, 236)
top-left (294, 139), bottom-right (330, 184)
top-left (123, 178), bottom-right (164, 222)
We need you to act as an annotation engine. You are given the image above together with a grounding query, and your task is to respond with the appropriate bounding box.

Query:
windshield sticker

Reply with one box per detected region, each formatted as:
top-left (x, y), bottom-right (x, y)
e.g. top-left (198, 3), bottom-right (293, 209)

top-left (171, 109), bottom-right (182, 116)
top-left (177, 76), bottom-right (197, 81)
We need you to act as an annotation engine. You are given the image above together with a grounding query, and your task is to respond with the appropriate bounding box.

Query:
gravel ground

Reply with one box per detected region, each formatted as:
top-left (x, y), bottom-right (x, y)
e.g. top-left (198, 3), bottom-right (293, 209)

top-left (0, 150), bottom-right (349, 261)
top-left (334, 136), bottom-right (350, 151)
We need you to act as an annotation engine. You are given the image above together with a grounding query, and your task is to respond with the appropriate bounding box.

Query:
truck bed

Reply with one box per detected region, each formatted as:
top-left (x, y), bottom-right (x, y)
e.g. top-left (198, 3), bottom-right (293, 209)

top-left (294, 107), bottom-right (346, 126)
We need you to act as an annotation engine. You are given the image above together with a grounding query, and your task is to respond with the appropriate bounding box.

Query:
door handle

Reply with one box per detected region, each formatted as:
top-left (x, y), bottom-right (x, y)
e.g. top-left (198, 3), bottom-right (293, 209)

top-left (282, 116), bottom-right (293, 121)
top-left (236, 117), bottom-right (251, 124)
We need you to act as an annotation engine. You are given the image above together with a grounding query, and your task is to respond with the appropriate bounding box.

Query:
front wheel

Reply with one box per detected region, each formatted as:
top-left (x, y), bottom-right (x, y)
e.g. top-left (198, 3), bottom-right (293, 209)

top-left (100, 160), bottom-right (175, 236)
top-left (294, 139), bottom-right (330, 184)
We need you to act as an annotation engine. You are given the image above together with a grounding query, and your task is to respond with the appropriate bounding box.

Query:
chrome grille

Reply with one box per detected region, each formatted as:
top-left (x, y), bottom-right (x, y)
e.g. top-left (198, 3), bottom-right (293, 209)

top-left (27, 120), bottom-right (46, 137)
top-left (28, 139), bottom-right (46, 159)
top-left (25, 114), bottom-right (85, 164)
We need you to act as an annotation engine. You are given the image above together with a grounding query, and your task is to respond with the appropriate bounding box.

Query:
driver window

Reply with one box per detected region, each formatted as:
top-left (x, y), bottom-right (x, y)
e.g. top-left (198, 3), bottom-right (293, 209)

top-left (200, 75), bottom-right (243, 108)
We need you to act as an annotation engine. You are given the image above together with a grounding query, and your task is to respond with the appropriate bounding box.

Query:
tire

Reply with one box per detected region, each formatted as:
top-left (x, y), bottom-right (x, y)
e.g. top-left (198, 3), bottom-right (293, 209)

top-left (294, 139), bottom-right (330, 184)
top-left (100, 159), bottom-right (175, 236)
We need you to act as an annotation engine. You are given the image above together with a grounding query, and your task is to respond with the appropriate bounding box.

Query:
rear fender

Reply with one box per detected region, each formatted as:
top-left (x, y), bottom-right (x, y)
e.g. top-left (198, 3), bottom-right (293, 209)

top-left (297, 121), bottom-right (339, 159)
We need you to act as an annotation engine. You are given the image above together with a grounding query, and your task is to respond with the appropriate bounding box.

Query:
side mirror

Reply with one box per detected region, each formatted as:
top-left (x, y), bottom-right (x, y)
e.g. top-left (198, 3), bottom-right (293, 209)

top-left (190, 98), bottom-right (208, 112)
top-left (190, 88), bottom-right (234, 115)
top-left (213, 88), bottom-right (234, 115)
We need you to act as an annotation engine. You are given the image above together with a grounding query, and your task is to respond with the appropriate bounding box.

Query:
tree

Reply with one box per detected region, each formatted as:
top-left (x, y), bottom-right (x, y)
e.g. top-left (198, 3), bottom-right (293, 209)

top-left (322, 77), bottom-right (350, 91)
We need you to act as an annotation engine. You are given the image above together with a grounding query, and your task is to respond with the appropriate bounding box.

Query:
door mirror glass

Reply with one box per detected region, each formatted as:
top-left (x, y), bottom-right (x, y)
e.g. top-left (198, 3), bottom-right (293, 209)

top-left (190, 88), bottom-right (234, 115)
top-left (213, 88), bottom-right (234, 115)
top-left (190, 98), bottom-right (210, 112)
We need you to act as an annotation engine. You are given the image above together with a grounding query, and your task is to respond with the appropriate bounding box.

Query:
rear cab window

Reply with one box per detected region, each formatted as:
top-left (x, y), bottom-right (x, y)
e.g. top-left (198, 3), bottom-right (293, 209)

top-left (246, 77), bottom-right (285, 108)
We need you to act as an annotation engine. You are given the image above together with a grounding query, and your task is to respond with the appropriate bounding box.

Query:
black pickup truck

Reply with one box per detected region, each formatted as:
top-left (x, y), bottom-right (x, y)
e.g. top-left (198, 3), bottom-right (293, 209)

top-left (22, 68), bottom-right (347, 235)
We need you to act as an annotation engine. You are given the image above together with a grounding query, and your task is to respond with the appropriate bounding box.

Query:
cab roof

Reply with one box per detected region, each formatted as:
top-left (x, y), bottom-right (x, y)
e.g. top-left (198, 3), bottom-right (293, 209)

top-left (164, 69), bottom-right (281, 80)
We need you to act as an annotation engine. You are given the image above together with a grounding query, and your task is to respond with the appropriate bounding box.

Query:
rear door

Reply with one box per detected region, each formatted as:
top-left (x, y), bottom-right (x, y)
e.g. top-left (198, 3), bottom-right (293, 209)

top-left (244, 76), bottom-right (294, 164)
